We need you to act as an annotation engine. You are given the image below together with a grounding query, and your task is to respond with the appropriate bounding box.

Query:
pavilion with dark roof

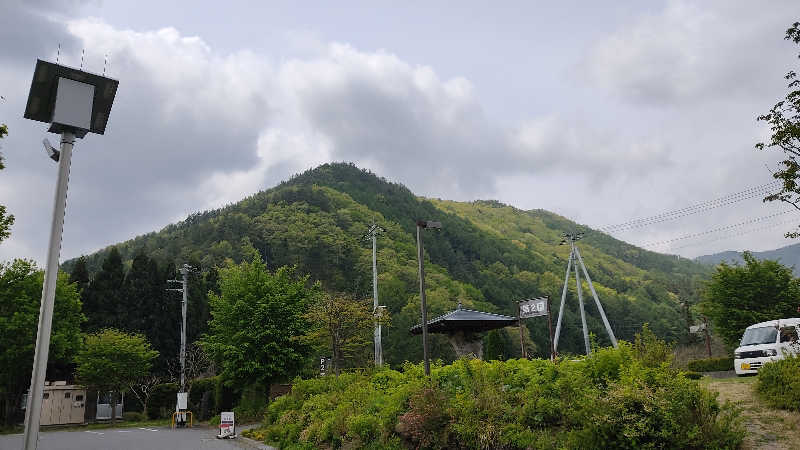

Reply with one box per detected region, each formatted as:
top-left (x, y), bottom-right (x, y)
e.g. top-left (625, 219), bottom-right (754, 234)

top-left (410, 302), bottom-right (518, 359)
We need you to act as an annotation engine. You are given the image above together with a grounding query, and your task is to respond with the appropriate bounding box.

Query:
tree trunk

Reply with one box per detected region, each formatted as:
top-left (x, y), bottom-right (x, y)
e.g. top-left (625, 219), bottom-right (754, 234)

top-left (110, 391), bottom-right (117, 425)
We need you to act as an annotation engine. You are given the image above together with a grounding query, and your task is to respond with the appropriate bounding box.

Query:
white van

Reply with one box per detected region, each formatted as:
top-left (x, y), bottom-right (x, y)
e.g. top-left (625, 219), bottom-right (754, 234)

top-left (734, 318), bottom-right (800, 375)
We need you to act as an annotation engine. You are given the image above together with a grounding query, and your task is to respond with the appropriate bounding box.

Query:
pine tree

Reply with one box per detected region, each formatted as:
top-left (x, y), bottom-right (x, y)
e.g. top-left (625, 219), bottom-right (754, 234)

top-left (69, 256), bottom-right (90, 296)
top-left (83, 247), bottom-right (125, 331)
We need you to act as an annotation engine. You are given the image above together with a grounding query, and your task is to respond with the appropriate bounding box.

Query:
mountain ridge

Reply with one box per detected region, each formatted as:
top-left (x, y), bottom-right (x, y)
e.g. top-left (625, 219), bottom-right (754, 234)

top-left (64, 162), bottom-right (710, 361)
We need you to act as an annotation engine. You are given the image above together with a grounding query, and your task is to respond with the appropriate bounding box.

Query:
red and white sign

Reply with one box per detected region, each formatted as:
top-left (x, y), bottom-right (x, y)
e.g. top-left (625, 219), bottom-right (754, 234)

top-left (218, 412), bottom-right (235, 438)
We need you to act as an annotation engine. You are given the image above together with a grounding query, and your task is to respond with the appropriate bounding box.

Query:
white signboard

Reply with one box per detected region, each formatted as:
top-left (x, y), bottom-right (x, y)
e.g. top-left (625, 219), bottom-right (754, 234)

top-left (176, 392), bottom-right (188, 410)
top-left (519, 298), bottom-right (548, 319)
top-left (218, 411), bottom-right (235, 438)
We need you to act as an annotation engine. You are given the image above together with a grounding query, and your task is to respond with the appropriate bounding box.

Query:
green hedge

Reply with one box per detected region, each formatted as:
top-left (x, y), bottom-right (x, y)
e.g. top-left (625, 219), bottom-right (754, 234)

top-left (252, 343), bottom-right (744, 449)
top-left (687, 357), bottom-right (734, 372)
top-left (757, 355), bottom-right (800, 411)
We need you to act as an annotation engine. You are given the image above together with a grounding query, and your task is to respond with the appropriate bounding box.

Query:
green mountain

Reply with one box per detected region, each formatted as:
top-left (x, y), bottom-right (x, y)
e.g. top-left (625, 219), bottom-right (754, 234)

top-left (696, 243), bottom-right (800, 276)
top-left (65, 163), bottom-right (710, 365)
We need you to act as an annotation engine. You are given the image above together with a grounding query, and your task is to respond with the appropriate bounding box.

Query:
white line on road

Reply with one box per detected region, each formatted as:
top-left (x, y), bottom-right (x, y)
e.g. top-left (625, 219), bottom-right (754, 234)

top-left (84, 431), bottom-right (104, 435)
top-left (138, 427), bottom-right (159, 432)
top-left (116, 430), bottom-right (132, 433)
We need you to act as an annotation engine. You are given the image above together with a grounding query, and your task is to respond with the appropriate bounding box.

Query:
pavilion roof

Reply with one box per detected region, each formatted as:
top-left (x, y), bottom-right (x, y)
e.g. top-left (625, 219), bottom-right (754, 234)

top-left (409, 304), bottom-right (517, 335)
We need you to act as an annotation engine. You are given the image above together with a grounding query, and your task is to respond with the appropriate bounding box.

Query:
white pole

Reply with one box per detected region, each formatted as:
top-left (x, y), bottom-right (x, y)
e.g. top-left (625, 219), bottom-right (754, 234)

top-left (553, 249), bottom-right (572, 351)
top-left (573, 244), bottom-right (591, 355)
top-left (372, 232), bottom-right (382, 366)
top-left (22, 131), bottom-right (75, 450)
top-left (180, 264), bottom-right (188, 392)
top-left (574, 247), bottom-right (618, 347)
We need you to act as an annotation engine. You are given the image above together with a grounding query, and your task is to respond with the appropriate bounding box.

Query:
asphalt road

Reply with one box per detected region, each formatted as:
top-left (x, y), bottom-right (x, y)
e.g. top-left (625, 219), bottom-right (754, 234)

top-left (0, 426), bottom-right (265, 450)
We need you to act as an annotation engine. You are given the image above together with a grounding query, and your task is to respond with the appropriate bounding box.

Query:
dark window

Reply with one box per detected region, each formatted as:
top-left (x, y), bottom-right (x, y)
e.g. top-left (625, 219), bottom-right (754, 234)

top-left (64, 392), bottom-right (71, 399)
top-left (780, 326), bottom-right (798, 343)
top-left (75, 395), bottom-right (83, 401)
top-left (43, 393), bottom-right (49, 399)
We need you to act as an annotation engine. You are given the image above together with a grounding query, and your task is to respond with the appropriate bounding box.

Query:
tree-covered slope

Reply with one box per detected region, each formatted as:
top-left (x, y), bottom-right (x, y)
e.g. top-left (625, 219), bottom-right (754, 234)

top-left (65, 162), bottom-right (710, 365)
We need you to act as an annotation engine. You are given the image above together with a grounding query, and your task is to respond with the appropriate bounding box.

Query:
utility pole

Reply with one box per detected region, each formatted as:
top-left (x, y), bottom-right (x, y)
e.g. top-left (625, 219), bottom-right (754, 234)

top-left (553, 232), bottom-right (617, 356)
top-left (167, 264), bottom-right (192, 426)
top-left (365, 223), bottom-right (385, 367)
top-left (703, 316), bottom-right (712, 358)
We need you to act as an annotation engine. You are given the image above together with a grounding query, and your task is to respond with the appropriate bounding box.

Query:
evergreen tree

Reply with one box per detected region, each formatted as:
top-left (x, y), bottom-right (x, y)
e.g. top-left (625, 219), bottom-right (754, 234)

top-left (83, 247), bottom-right (125, 331)
top-left (69, 256), bottom-right (90, 296)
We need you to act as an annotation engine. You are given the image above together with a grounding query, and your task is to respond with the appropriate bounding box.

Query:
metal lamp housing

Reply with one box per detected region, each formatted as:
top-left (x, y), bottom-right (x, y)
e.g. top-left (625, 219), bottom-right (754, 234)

top-left (24, 59), bottom-right (119, 138)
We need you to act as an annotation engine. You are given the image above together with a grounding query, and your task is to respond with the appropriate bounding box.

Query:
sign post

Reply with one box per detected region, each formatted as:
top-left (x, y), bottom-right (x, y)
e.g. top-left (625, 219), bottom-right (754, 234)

top-left (518, 297), bottom-right (553, 360)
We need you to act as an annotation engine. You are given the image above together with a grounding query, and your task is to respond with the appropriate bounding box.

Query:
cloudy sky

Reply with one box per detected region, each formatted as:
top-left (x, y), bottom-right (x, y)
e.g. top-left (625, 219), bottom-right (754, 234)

top-left (1, 0), bottom-right (798, 263)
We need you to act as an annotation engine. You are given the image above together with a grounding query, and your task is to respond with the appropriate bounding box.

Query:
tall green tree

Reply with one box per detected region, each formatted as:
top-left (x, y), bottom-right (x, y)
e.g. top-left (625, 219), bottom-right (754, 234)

top-left (69, 256), bottom-right (90, 296)
top-left (75, 329), bottom-right (158, 424)
top-left (83, 247), bottom-right (125, 331)
top-left (0, 124), bottom-right (14, 244)
top-left (201, 258), bottom-right (319, 387)
top-left (0, 260), bottom-right (84, 425)
top-left (757, 22), bottom-right (800, 237)
top-left (700, 252), bottom-right (800, 347)
top-left (304, 293), bottom-right (379, 373)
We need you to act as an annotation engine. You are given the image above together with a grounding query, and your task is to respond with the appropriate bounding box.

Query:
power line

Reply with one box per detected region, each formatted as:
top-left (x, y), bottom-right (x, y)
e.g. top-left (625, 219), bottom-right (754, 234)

top-left (666, 218), bottom-right (799, 252)
top-left (639, 210), bottom-right (793, 248)
top-left (598, 181), bottom-right (780, 234)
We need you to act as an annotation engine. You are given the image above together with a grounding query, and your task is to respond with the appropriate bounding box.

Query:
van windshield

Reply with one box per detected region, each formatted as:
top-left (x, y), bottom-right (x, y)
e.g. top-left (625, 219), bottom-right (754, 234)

top-left (740, 327), bottom-right (778, 346)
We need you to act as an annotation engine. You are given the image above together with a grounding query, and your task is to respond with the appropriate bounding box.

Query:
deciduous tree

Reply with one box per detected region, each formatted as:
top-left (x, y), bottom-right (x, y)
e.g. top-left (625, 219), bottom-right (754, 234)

top-left (304, 293), bottom-right (384, 373)
top-left (699, 252), bottom-right (800, 347)
top-left (201, 258), bottom-right (319, 387)
top-left (0, 124), bottom-right (14, 244)
top-left (75, 329), bottom-right (159, 424)
top-left (0, 260), bottom-right (83, 425)
top-left (757, 22), bottom-right (800, 237)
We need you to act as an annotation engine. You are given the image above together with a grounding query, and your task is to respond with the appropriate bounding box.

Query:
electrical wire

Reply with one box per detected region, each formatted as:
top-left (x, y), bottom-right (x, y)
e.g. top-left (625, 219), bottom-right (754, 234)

top-left (598, 181), bottom-right (781, 234)
top-left (639, 210), bottom-right (793, 248)
top-left (665, 218), bottom-right (799, 252)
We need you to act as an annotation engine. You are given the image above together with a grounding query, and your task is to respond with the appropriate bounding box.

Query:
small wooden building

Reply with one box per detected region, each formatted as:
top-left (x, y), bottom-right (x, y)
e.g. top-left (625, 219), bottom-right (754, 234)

top-left (40, 381), bottom-right (86, 426)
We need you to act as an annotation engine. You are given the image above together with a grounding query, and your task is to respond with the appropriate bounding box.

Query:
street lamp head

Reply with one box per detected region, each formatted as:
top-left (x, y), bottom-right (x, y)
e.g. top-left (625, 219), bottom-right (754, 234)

top-left (417, 220), bottom-right (442, 229)
top-left (24, 59), bottom-right (119, 138)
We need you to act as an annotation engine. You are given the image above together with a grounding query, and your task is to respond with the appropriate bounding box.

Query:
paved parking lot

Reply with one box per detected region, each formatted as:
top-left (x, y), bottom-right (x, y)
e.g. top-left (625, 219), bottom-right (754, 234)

top-left (0, 426), bottom-right (264, 450)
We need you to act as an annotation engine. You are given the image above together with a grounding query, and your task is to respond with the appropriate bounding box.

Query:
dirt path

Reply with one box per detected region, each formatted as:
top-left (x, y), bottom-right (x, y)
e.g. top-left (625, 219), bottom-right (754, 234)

top-left (705, 377), bottom-right (800, 450)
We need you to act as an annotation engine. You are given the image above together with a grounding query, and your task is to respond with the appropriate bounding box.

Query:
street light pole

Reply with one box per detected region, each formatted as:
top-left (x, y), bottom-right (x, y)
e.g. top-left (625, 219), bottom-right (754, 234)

top-left (22, 132), bottom-right (74, 450)
top-left (22, 58), bottom-right (118, 450)
top-left (416, 225), bottom-right (429, 376)
top-left (415, 220), bottom-right (441, 376)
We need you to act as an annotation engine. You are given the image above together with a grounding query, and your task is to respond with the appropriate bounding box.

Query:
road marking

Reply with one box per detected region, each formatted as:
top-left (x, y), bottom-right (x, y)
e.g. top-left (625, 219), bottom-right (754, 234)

top-left (138, 427), bottom-right (158, 432)
top-left (115, 430), bottom-right (132, 433)
top-left (84, 431), bottom-right (104, 435)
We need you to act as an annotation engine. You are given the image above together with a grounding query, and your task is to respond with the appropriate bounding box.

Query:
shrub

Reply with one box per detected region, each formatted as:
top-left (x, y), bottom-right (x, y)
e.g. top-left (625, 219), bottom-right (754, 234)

top-left (756, 354), bottom-right (800, 410)
top-left (254, 349), bottom-right (743, 449)
top-left (683, 371), bottom-right (703, 380)
top-left (122, 411), bottom-right (146, 422)
top-left (687, 357), bottom-right (734, 372)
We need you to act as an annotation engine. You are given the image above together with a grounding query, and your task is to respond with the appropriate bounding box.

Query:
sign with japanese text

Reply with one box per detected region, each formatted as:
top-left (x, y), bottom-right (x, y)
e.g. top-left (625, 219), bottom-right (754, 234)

top-left (519, 298), bottom-right (548, 319)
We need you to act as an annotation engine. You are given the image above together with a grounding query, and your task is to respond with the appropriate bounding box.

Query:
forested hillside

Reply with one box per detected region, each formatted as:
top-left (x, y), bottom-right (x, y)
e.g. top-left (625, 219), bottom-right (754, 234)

top-left (697, 243), bottom-right (800, 276)
top-left (64, 163), bottom-right (711, 368)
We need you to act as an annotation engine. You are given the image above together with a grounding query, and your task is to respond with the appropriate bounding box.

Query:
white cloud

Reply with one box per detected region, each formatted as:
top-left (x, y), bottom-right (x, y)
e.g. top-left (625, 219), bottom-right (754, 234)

top-left (2, 1), bottom-right (796, 264)
top-left (583, 0), bottom-right (794, 106)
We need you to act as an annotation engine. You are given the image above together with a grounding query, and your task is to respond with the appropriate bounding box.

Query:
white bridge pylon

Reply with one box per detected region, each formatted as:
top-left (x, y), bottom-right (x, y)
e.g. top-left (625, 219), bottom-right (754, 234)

top-left (553, 233), bottom-right (618, 355)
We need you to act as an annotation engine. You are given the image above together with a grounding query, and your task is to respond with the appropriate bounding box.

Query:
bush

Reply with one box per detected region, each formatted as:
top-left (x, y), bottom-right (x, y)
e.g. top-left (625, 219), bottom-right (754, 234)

top-left (687, 357), bottom-right (734, 372)
top-left (683, 371), bottom-right (703, 380)
top-left (148, 382), bottom-right (178, 419)
top-left (756, 354), bottom-right (800, 410)
top-left (122, 411), bottom-right (146, 422)
top-left (253, 342), bottom-right (743, 449)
